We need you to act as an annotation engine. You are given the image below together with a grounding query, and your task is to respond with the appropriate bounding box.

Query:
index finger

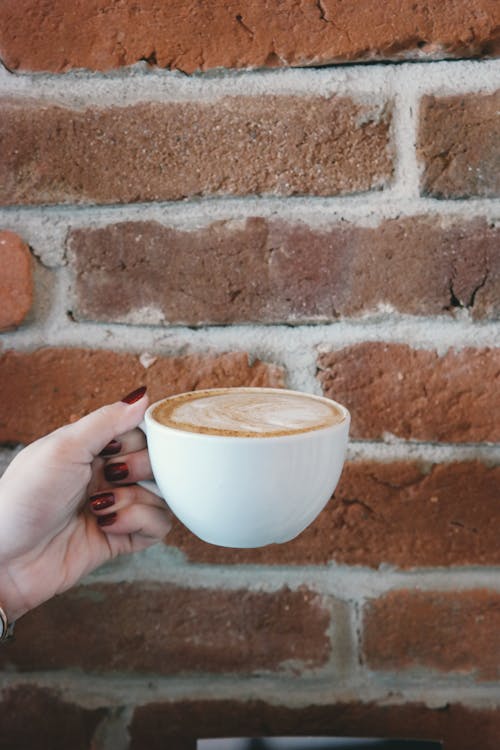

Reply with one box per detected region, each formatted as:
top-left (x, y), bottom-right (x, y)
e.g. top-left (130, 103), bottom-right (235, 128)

top-left (99, 428), bottom-right (147, 458)
top-left (68, 388), bottom-right (148, 459)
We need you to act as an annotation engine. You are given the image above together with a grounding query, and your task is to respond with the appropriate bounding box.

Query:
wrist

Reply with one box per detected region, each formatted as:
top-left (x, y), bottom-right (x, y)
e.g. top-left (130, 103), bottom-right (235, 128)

top-left (0, 567), bottom-right (30, 623)
top-left (0, 604), bottom-right (15, 642)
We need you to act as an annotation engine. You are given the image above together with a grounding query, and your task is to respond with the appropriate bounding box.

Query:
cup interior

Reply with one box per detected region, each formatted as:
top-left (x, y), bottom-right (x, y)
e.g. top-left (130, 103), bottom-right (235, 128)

top-left (146, 387), bottom-right (349, 439)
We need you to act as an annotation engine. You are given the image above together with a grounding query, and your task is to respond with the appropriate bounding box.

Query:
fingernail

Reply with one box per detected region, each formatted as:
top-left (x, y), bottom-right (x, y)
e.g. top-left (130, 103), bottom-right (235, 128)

top-left (97, 512), bottom-right (118, 527)
top-left (90, 492), bottom-right (115, 511)
top-left (121, 386), bottom-right (147, 404)
top-left (99, 439), bottom-right (122, 457)
top-left (104, 462), bottom-right (129, 482)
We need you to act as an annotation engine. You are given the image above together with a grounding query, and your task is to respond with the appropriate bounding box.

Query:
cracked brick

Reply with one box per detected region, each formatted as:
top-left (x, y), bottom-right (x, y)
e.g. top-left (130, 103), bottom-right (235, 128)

top-left (0, 1), bottom-right (499, 72)
top-left (419, 93), bottom-right (500, 198)
top-left (163, 460), bottom-right (500, 568)
top-left (317, 343), bottom-right (500, 442)
top-left (67, 216), bottom-right (500, 325)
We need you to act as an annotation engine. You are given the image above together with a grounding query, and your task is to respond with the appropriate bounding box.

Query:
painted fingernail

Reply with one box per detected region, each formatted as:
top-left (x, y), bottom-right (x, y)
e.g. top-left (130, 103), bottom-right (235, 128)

top-left (97, 512), bottom-right (118, 527)
top-left (90, 492), bottom-right (115, 511)
top-left (99, 439), bottom-right (122, 457)
top-left (121, 386), bottom-right (147, 404)
top-left (104, 462), bottom-right (129, 482)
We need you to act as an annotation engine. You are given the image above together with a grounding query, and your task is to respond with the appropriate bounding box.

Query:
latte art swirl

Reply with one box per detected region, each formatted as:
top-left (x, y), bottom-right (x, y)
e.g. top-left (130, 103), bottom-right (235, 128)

top-left (153, 389), bottom-right (344, 437)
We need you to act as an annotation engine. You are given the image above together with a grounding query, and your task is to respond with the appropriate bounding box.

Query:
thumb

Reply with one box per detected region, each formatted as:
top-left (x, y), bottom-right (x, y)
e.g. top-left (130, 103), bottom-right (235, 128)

top-left (67, 386), bottom-right (149, 459)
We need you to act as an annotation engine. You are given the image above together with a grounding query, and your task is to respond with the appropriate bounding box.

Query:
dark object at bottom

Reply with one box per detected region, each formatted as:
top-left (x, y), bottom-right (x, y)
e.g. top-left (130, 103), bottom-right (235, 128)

top-left (197, 739), bottom-right (443, 749)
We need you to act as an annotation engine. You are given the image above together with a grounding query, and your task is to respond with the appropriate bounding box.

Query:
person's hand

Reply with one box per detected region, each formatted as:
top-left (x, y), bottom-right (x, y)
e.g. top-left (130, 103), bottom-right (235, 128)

top-left (0, 387), bottom-right (172, 623)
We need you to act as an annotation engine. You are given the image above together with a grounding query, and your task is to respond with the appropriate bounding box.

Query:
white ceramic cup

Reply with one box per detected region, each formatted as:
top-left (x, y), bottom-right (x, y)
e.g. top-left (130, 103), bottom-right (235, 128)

top-left (139, 387), bottom-right (350, 548)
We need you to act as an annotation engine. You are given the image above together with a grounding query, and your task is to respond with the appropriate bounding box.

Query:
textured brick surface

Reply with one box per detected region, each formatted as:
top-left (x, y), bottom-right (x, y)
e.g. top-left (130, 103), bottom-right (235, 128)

top-left (0, 230), bottom-right (33, 330)
top-left (165, 461), bottom-right (500, 568)
top-left (128, 699), bottom-right (500, 750)
top-left (0, 348), bottom-right (284, 444)
top-left (1, 0), bottom-right (499, 73)
top-left (317, 343), bottom-right (500, 442)
top-left (419, 93), bottom-right (500, 198)
top-left (0, 584), bottom-right (333, 674)
top-left (0, 686), bottom-right (106, 750)
top-left (0, 97), bottom-right (392, 206)
top-left (363, 589), bottom-right (500, 680)
top-left (68, 216), bottom-right (500, 325)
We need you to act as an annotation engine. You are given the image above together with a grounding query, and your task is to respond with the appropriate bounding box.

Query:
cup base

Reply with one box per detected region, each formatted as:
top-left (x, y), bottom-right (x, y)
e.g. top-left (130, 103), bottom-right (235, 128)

top-left (193, 530), bottom-right (299, 549)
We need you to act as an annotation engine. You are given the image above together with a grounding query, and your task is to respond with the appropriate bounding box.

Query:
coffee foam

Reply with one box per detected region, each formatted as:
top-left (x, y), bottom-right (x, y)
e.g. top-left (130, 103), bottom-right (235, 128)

top-left (152, 389), bottom-right (344, 437)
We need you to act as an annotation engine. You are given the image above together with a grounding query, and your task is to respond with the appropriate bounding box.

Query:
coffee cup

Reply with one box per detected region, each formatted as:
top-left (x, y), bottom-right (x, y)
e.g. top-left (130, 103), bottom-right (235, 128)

top-left (139, 387), bottom-right (350, 548)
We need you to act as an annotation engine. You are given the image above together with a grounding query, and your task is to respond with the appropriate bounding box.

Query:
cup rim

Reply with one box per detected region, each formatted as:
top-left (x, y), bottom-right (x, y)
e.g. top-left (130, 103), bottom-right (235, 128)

top-left (144, 386), bottom-right (350, 440)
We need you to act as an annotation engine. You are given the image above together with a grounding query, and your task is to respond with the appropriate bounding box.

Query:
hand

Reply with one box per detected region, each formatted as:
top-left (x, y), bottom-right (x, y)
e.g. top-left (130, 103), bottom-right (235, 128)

top-left (0, 387), bottom-right (172, 623)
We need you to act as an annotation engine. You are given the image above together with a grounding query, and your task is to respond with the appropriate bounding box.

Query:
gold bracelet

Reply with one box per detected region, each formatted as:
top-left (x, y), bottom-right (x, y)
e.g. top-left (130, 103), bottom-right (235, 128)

top-left (0, 604), bottom-right (15, 642)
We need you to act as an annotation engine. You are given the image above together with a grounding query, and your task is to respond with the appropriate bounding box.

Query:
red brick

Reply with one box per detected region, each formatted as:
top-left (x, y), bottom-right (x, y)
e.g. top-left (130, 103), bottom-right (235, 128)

top-left (0, 97), bottom-right (392, 206)
top-left (363, 589), bottom-right (500, 680)
top-left (0, 347), bottom-right (284, 444)
top-left (419, 93), bottom-right (500, 198)
top-left (165, 461), bottom-right (500, 569)
top-left (1, 1), bottom-right (499, 73)
top-left (0, 584), bottom-right (333, 674)
top-left (68, 216), bottom-right (500, 325)
top-left (0, 686), bottom-right (106, 750)
top-left (317, 343), bottom-right (500, 442)
top-left (0, 230), bottom-right (33, 330)
top-left (129, 699), bottom-right (500, 750)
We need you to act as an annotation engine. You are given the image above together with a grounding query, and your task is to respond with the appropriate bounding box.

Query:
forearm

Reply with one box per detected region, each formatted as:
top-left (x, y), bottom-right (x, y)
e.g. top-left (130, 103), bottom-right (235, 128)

top-left (0, 474), bottom-right (32, 622)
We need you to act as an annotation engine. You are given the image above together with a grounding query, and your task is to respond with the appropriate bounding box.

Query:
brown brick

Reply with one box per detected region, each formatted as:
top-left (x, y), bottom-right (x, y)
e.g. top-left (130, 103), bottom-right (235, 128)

top-left (0, 347), bottom-right (284, 444)
top-left (0, 685), bottom-right (106, 750)
top-left (0, 230), bottom-right (33, 330)
top-left (363, 589), bottom-right (500, 680)
top-left (165, 461), bottom-right (500, 569)
top-left (0, 584), bottom-right (332, 674)
top-left (0, 97), bottom-right (392, 206)
top-left (317, 343), bottom-right (500, 442)
top-left (1, 0), bottom-right (499, 73)
top-left (419, 93), bottom-right (500, 198)
top-left (68, 216), bottom-right (500, 325)
top-left (129, 699), bottom-right (500, 750)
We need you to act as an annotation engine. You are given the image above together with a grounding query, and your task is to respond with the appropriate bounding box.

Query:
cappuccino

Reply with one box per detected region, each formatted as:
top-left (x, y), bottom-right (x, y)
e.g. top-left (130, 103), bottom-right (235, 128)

top-left (152, 388), bottom-right (345, 437)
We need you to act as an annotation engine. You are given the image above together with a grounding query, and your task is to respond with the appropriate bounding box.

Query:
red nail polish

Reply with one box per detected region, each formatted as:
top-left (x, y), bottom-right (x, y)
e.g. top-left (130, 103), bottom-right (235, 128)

top-left (97, 512), bottom-right (118, 527)
top-left (121, 386), bottom-right (147, 404)
top-left (99, 440), bottom-right (122, 457)
top-left (104, 462), bottom-right (129, 482)
top-left (90, 492), bottom-right (115, 511)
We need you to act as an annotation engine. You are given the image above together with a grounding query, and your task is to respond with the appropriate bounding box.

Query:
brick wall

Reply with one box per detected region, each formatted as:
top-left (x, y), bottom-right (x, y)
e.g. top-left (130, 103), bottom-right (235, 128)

top-left (1, 2), bottom-right (499, 748)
